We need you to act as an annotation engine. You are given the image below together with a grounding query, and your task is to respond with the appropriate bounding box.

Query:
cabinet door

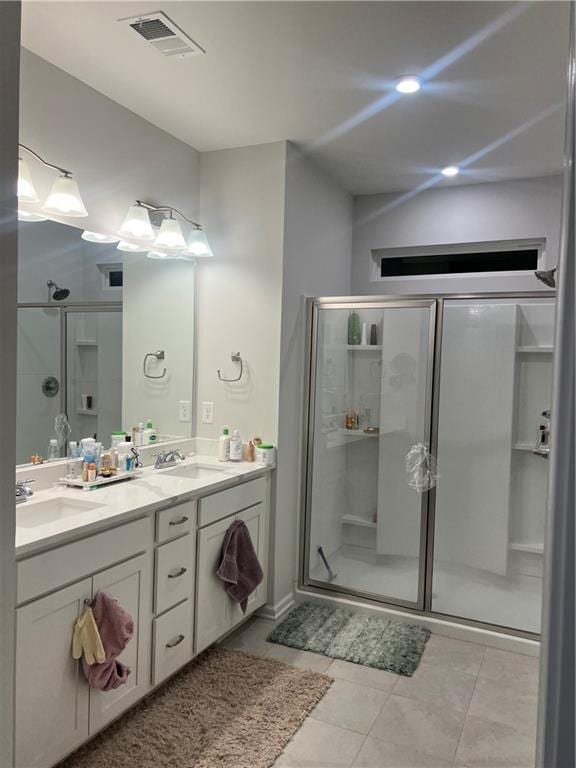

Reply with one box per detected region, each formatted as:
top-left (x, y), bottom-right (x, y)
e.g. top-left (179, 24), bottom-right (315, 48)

top-left (89, 553), bottom-right (152, 734)
top-left (230, 502), bottom-right (268, 627)
top-left (15, 578), bottom-right (91, 768)
top-left (195, 516), bottom-right (234, 654)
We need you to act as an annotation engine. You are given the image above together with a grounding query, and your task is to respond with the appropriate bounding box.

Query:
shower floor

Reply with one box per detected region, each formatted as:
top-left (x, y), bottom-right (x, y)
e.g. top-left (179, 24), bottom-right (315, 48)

top-left (310, 545), bottom-right (542, 634)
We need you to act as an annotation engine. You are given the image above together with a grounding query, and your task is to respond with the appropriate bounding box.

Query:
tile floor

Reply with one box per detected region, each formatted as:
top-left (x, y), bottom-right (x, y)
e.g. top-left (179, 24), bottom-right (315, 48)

top-left (219, 617), bottom-right (540, 768)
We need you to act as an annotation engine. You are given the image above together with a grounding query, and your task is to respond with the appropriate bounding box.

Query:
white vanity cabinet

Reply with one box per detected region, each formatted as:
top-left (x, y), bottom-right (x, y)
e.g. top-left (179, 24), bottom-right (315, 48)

top-left (15, 518), bottom-right (153, 768)
top-left (14, 469), bottom-right (271, 768)
top-left (195, 477), bottom-right (269, 653)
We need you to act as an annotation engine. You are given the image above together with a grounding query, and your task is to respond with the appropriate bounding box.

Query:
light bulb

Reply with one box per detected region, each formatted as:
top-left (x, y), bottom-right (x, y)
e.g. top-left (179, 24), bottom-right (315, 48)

top-left (42, 175), bottom-right (88, 217)
top-left (441, 166), bottom-right (459, 177)
top-left (186, 227), bottom-right (214, 258)
top-left (18, 158), bottom-right (39, 203)
top-left (82, 231), bottom-right (119, 244)
top-left (153, 217), bottom-right (186, 251)
top-left (395, 76), bottom-right (421, 94)
top-left (18, 209), bottom-right (47, 222)
top-left (118, 203), bottom-right (154, 241)
top-left (117, 240), bottom-right (149, 252)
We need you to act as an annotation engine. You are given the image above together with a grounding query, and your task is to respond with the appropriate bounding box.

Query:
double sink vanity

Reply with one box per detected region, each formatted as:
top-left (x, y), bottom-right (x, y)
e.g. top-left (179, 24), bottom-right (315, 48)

top-left (14, 449), bottom-right (272, 768)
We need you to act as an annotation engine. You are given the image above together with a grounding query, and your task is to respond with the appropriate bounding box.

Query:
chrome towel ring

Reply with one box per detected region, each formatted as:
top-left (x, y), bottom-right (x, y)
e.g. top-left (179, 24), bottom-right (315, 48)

top-left (143, 350), bottom-right (166, 379)
top-left (218, 352), bottom-right (243, 382)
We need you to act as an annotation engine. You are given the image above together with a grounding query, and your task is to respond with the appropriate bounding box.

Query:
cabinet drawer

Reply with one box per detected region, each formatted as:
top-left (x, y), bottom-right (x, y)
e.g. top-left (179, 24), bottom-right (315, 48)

top-left (152, 599), bottom-right (194, 686)
top-left (17, 517), bottom-right (151, 605)
top-left (155, 534), bottom-right (195, 615)
top-left (156, 499), bottom-right (196, 543)
top-left (198, 477), bottom-right (265, 528)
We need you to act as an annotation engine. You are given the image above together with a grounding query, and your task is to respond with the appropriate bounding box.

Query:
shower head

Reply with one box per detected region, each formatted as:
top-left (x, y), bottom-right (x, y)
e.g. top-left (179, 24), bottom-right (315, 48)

top-left (47, 280), bottom-right (70, 301)
top-left (535, 268), bottom-right (557, 288)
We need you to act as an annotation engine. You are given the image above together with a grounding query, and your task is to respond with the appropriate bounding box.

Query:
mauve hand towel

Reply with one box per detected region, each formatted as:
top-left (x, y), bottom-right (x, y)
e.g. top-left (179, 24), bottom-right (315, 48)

top-left (216, 519), bottom-right (264, 612)
top-left (81, 591), bottom-right (134, 691)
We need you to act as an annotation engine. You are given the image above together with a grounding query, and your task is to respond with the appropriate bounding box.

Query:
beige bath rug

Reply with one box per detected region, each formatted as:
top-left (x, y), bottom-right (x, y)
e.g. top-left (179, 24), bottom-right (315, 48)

top-left (60, 646), bottom-right (332, 768)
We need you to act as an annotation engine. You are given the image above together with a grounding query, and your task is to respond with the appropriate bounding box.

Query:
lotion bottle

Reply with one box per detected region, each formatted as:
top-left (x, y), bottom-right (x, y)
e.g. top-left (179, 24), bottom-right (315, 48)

top-left (230, 429), bottom-right (243, 461)
top-left (218, 426), bottom-right (231, 462)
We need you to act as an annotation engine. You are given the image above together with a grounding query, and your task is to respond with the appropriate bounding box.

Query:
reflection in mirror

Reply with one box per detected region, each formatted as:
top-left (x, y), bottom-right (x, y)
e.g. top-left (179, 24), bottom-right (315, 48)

top-left (17, 219), bottom-right (123, 464)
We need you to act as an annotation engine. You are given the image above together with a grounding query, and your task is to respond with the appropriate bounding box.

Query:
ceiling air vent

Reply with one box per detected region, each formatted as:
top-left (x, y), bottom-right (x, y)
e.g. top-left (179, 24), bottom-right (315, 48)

top-left (119, 11), bottom-right (205, 59)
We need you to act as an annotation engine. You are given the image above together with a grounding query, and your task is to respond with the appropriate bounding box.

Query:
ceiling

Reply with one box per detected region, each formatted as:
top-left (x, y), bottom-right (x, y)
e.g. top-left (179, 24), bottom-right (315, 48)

top-left (21, 1), bottom-right (570, 195)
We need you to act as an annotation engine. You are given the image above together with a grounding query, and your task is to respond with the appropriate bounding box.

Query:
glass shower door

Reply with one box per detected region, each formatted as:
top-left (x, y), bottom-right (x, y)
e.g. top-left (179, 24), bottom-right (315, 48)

top-left (304, 300), bottom-right (436, 608)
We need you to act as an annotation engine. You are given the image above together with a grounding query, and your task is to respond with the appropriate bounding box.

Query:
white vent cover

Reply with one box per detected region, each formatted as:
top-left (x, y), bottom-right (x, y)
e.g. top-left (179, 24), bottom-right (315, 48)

top-left (119, 11), bottom-right (205, 59)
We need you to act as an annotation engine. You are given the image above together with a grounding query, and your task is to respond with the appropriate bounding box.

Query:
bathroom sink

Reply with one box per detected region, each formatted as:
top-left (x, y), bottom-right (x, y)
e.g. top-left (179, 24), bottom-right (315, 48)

top-left (163, 463), bottom-right (230, 481)
top-left (16, 497), bottom-right (104, 528)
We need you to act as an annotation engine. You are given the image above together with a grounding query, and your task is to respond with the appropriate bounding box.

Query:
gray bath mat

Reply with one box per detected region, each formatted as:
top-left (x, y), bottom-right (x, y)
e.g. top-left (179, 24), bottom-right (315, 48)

top-left (267, 602), bottom-right (430, 676)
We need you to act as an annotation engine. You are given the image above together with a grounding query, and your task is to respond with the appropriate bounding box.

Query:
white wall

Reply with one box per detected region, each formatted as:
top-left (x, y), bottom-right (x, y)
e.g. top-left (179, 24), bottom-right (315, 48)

top-left (352, 175), bottom-right (563, 295)
top-left (273, 143), bottom-right (352, 609)
top-left (195, 142), bottom-right (286, 444)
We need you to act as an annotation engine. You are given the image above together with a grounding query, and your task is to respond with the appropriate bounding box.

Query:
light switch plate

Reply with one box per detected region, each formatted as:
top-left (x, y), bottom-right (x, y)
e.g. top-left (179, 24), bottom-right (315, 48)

top-left (179, 400), bottom-right (192, 422)
top-left (201, 401), bottom-right (214, 424)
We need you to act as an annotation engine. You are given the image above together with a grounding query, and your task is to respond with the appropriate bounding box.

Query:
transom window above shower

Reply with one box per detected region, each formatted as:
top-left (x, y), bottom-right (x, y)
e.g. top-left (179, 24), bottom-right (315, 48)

top-left (370, 239), bottom-right (547, 282)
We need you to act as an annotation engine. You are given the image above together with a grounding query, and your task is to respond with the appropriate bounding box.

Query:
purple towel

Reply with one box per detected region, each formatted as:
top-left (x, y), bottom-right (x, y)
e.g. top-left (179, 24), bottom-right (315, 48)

top-left (216, 520), bottom-right (264, 612)
top-left (82, 591), bottom-right (134, 691)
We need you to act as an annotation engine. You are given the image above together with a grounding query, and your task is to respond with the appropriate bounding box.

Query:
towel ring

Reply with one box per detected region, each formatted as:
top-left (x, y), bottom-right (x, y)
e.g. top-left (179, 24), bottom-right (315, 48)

top-left (218, 352), bottom-right (243, 382)
top-left (143, 350), bottom-right (166, 379)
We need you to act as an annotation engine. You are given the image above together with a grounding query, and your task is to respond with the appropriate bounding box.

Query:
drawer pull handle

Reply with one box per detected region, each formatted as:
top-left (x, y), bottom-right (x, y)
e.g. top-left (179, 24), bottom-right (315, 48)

top-left (166, 634), bottom-right (185, 649)
top-left (168, 567), bottom-right (188, 579)
top-left (169, 516), bottom-right (189, 526)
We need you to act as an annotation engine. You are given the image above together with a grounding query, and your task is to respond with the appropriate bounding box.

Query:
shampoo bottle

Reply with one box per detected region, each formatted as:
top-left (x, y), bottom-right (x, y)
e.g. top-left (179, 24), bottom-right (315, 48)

top-left (218, 426), bottom-right (231, 462)
top-left (229, 429), bottom-right (243, 462)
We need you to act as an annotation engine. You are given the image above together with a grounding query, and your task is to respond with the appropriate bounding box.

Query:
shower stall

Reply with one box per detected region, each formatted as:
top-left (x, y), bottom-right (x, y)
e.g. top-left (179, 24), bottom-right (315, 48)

top-left (300, 294), bottom-right (555, 636)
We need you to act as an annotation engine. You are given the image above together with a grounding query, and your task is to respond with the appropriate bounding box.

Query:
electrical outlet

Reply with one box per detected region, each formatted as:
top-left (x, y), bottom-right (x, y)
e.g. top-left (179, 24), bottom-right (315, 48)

top-left (201, 401), bottom-right (214, 424)
top-left (179, 400), bottom-right (192, 422)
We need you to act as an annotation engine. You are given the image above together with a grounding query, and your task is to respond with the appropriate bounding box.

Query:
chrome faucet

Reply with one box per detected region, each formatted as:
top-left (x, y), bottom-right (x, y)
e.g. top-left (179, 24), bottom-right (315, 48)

top-left (153, 450), bottom-right (185, 470)
top-left (16, 479), bottom-right (35, 504)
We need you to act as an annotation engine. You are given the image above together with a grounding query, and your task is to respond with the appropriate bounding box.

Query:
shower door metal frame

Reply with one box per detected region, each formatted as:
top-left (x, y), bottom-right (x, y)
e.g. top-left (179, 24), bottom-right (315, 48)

top-left (300, 296), bottom-right (438, 612)
top-left (300, 291), bottom-right (555, 639)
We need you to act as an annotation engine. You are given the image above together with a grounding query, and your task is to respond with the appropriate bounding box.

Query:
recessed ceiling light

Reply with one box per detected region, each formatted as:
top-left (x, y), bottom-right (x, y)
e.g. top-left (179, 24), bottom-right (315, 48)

top-left (395, 76), bottom-right (421, 94)
top-left (441, 166), bottom-right (459, 177)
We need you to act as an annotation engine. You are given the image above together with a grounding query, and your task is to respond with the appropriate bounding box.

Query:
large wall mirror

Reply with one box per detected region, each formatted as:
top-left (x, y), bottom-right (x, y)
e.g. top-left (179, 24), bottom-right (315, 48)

top-left (17, 49), bottom-right (199, 465)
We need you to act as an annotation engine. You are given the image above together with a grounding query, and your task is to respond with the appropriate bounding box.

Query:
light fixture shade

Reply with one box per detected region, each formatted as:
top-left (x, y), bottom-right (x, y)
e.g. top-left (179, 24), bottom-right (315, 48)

top-left (18, 209), bottom-right (47, 223)
top-left (147, 249), bottom-right (179, 260)
top-left (42, 175), bottom-right (88, 217)
top-left (119, 204), bottom-right (154, 241)
top-left (186, 227), bottom-right (214, 258)
top-left (153, 217), bottom-right (187, 251)
top-left (82, 231), bottom-right (119, 244)
top-left (18, 158), bottom-right (40, 203)
top-left (117, 240), bottom-right (149, 252)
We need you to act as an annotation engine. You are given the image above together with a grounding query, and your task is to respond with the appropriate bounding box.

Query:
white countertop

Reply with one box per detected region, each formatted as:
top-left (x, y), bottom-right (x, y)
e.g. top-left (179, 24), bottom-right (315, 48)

top-left (16, 456), bottom-right (273, 558)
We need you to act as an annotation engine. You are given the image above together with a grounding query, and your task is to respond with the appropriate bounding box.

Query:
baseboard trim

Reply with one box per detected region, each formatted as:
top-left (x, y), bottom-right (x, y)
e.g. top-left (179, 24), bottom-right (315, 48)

top-left (257, 593), bottom-right (295, 622)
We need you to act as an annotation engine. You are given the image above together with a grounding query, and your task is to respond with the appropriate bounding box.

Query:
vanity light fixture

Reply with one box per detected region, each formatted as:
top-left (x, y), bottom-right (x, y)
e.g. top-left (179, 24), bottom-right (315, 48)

top-left (118, 202), bottom-right (155, 241)
top-left (441, 165), bottom-right (460, 177)
top-left (117, 240), bottom-right (149, 252)
top-left (122, 200), bottom-right (214, 260)
top-left (395, 76), bottom-right (421, 94)
top-left (81, 231), bottom-right (120, 244)
top-left (18, 144), bottom-right (88, 217)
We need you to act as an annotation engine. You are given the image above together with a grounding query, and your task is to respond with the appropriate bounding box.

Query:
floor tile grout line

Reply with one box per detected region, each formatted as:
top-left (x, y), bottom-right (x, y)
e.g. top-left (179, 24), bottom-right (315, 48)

top-left (451, 647), bottom-right (486, 764)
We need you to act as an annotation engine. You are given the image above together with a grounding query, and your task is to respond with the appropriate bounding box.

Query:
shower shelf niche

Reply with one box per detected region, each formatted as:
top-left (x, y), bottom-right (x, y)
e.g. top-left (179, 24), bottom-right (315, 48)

top-left (516, 346), bottom-right (553, 354)
top-left (341, 514), bottom-right (376, 529)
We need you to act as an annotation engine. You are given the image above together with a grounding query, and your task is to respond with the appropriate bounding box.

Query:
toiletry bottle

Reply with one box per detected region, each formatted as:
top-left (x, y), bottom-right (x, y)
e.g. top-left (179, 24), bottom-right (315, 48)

top-left (116, 437), bottom-right (134, 472)
top-left (347, 311), bottom-right (361, 345)
top-left (361, 322), bottom-right (368, 346)
top-left (47, 438), bottom-right (59, 461)
top-left (218, 426), bottom-right (231, 462)
top-left (143, 419), bottom-right (158, 445)
top-left (246, 440), bottom-right (255, 463)
top-left (134, 422), bottom-right (144, 447)
top-left (230, 429), bottom-right (243, 462)
top-left (87, 463), bottom-right (97, 482)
